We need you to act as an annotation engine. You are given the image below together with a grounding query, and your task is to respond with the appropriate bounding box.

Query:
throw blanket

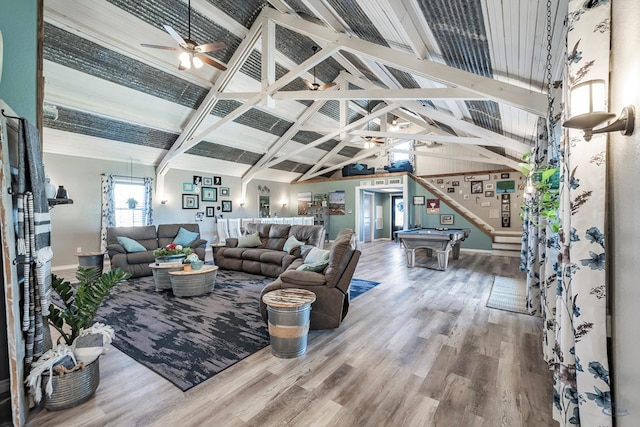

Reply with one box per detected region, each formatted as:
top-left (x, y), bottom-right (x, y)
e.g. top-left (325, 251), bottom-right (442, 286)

top-left (17, 118), bottom-right (52, 364)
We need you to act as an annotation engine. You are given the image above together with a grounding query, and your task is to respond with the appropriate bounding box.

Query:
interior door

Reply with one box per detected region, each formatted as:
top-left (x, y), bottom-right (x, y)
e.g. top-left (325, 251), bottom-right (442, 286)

top-left (391, 195), bottom-right (404, 236)
top-left (362, 192), bottom-right (373, 243)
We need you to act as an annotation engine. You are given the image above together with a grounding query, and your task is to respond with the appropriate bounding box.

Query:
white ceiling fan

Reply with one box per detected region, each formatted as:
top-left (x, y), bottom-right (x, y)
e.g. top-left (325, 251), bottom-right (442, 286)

top-left (302, 46), bottom-right (336, 91)
top-left (141, 0), bottom-right (226, 71)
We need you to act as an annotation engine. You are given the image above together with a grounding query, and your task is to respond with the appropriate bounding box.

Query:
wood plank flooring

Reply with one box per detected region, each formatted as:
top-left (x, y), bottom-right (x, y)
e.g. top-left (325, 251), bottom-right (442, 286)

top-left (27, 241), bottom-right (557, 427)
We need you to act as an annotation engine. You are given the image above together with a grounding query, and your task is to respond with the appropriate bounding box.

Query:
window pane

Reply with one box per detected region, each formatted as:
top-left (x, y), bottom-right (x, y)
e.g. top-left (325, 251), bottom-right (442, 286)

top-left (114, 180), bottom-right (146, 227)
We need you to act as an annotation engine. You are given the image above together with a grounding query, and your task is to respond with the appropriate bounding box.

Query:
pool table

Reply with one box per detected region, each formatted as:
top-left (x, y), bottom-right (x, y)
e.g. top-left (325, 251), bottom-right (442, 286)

top-left (396, 228), bottom-right (471, 270)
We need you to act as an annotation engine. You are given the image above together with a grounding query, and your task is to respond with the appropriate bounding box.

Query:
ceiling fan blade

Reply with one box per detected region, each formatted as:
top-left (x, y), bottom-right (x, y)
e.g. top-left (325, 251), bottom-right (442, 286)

top-left (302, 78), bottom-right (318, 90)
top-left (196, 54), bottom-right (227, 71)
top-left (195, 41), bottom-right (225, 53)
top-left (318, 81), bottom-right (337, 90)
top-left (163, 24), bottom-right (188, 48)
top-left (140, 43), bottom-right (177, 51)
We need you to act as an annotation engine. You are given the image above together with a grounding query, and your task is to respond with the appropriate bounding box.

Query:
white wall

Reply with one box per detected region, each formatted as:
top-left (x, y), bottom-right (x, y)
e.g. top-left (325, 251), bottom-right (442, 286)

top-left (610, 0), bottom-right (640, 423)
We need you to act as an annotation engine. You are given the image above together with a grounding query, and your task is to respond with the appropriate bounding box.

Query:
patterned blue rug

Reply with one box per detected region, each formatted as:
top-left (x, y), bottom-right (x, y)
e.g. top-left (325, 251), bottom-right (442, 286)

top-left (350, 278), bottom-right (381, 299)
top-left (94, 272), bottom-right (380, 391)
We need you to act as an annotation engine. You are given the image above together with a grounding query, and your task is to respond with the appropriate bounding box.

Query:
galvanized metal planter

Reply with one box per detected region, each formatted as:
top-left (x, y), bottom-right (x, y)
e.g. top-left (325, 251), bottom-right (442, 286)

top-left (41, 359), bottom-right (100, 411)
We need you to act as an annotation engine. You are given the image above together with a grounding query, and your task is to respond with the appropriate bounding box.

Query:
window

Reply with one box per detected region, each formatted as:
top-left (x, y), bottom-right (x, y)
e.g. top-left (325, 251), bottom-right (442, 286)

top-left (114, 178), bottom-right (146, 227)
top-left (389, 140), bottom-right (414, 165)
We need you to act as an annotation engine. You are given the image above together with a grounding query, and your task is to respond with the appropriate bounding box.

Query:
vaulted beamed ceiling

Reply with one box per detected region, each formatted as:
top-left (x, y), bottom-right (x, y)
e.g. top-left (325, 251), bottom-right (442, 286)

top-left (42, 0), bottom-right (568, 195)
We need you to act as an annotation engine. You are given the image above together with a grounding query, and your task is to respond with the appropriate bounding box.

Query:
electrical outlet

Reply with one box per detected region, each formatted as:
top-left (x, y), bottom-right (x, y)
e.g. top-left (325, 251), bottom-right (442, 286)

top-left (76, 247), bottom-right (82, 253)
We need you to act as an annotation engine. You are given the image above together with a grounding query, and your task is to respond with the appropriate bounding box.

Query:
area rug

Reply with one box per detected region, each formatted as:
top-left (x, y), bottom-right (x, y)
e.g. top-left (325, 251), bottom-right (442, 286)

top-left (486, 276), bottom-right (528, 314)
top-left (95, 270), bottom-right (272, 391)
top-left (350, 278), bottom-right (380, 300)
top-left (93, 271), bottom-right (380, 391)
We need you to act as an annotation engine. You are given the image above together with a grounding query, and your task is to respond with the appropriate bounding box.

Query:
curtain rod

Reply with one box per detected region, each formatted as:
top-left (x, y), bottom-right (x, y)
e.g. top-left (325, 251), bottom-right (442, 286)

top-left (101, 173), bottom-right (153, 180)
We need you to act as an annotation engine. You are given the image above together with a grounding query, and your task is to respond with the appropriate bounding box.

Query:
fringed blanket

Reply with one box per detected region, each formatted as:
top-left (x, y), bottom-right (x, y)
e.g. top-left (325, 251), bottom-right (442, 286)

top-left (17, 118), bottom-right (52, 365)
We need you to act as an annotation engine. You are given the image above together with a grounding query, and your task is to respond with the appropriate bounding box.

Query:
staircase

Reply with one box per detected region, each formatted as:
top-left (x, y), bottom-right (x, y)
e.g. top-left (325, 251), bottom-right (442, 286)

top-left (415, 176), bottom-right (522, 257)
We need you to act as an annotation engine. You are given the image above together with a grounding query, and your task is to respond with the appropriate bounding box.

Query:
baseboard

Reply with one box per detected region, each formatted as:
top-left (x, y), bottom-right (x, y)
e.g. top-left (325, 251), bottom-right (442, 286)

top-left (459, 248), bottom-right (493, 255)
top-left (52, 264), bottom-right (78, 271)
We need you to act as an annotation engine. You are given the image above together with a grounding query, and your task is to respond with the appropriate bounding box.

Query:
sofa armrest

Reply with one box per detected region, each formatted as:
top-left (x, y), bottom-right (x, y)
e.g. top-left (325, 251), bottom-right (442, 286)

top-left (106, 243), bottom-right (126, 256)
top-left (279, 270), bottom-right (327, 286)
top-left (189, 238), bottom-right (207, 249)
top-left (225, 238), bottom-right (239, 248)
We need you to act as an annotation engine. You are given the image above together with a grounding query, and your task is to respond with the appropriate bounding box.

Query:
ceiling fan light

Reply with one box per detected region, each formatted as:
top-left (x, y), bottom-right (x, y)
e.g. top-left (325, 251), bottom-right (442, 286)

top-left (179, 52), bottom-right (191, 69)
top-left (192, 56), bottom-right (203, 68)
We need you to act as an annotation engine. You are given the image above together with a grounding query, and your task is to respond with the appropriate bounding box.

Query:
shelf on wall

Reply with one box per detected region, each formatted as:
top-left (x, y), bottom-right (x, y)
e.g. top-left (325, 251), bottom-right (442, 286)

top-left (48, 198), bottom-right (74, 207)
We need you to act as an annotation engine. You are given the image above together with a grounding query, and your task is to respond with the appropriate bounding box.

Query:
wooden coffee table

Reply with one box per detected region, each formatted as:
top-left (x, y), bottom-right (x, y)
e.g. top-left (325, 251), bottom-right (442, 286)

top-left (149, 263), bottom-right (184, 291)
top-left (168, 265), bottom-right (218, 297)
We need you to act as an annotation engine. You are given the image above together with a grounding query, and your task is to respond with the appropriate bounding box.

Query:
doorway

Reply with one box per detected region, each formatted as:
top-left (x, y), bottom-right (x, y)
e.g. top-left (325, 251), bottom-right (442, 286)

top-left (361, 192), bottom-right (373, 243)
top-left (391, 195), bottom-right (404, 236)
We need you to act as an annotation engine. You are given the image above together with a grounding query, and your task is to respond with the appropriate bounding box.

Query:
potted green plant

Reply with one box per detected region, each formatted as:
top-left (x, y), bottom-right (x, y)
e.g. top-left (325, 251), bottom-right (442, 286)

top-left (126, 197), bottom-right (138, 209)
top-left (25, 266), bottom-right (131, 411)
top-left (519, 153), bottom-right (560, 232)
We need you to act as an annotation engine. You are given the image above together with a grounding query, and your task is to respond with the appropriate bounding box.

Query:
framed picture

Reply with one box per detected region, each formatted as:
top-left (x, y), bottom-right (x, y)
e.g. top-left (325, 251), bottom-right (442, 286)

top-left (193, 175), bottom-right (202, 186)
top-left (220, 187), bottom-right (230, 197)
top-left (501, 172), bottom-right (510, 179)
top-left (485, 190), bottom-right (495, 197)
top-left (440, 214), bottom-right (454, 225)
top-left (413, 196), bottom-right (425, 205)
top-left (447, 187), bottom-right (455, 193)
top-left (452, 181), bottom-right (460, 186)
top-left (502, 203), bottom-right (511, 212)
top-left (221, 200), bottom-right (232, 212)
top-left (436, 178), bottom-right (444, 184)
top-left (214, 176), bottom-right (222, 186)
top-left (202, 177), bottom-right (213, 186)
top-left (427, 199), bottom-right (440, 214)
top-left (195, 211), bottom-right (204, 222)
top-left (471, 180), bottom-right (483, 194)
top-left (201, 187), bottom-right (217, 202)
top-left (205, 206), bottom-right (215, 217)
top-left (463, 194), bottom-right (470, 200)
top-left (485, 183), bottom-right (494, 190)
top-left (182, 194), bottom-right (199, 209)
top-left (183, 182), bottom-right (194, 192)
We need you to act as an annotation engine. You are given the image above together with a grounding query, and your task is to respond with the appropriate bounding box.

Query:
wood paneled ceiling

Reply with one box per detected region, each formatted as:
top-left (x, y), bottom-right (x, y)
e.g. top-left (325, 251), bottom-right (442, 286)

top-left (42, 0), bottom-right (568, 191)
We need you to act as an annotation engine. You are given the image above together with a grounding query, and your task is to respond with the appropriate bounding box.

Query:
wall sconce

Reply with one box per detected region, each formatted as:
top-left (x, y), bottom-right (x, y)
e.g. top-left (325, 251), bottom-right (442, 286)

top-left (239, 201), bottom-right (245, 207)
top-left (563, 79), bottom-right (635, 141)
top-left (161, 199), bottom-right (168, 205)
top-left (282, 203), bottom-right (288, 208)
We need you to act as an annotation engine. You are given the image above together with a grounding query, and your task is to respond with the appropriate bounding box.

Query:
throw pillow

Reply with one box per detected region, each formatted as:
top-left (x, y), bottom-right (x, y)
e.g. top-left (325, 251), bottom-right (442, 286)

top-left (173, 227), bottom-right (199, 246)
top-left (305, 247), bottom-right (330, 264)
top-left (238, 232), bottom-right (262, 248)
top-left (117, 236), bottom-right (146, 253)
top-left (296, 261), bottom-right (329, 272)
top-left (353, 163), bottom-right (364, 171)
top-left (283, 235), bottom-right (304, 253)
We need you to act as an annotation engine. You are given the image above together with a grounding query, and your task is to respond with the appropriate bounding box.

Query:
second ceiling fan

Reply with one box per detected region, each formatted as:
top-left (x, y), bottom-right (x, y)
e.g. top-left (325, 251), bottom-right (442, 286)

top-left (141, 0), bottom-right (227, 71)
top-left (302, 46), bottom-right (337, 91)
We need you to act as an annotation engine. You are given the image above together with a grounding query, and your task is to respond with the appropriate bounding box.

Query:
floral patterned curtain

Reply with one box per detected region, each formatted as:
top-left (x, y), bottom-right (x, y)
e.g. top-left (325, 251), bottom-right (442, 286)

top-left (553, 1), bottom-right (612, 425)
top-left (100, 174), bottom-right (116, 253)
top-left (143, 177), bottom-right (153, 226)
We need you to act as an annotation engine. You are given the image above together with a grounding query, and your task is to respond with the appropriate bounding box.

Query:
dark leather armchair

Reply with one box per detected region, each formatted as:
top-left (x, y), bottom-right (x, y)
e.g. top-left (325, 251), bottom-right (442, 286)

top-left (260, 229), bottom-right (361, 330)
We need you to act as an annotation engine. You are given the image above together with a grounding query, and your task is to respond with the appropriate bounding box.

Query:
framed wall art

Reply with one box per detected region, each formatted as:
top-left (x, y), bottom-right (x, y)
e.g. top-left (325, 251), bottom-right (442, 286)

top-left (193, 175), bottom-right (202, 186)
top-left (201, 187), bottom-right (217, 202)
top-left (213, 176), bottom-right (222, 185)
top-left (221, 200), bottom-right (232, 212)
top-left (182, 194), bottom-right (199, 209)
top-left (440, 214), bottom-right (454, 225)
top-left (205, 206), bottom-right (215, 217)
top-left (202, 177), bottom-right (213, 186)
top-left (220, 187), bottom-right (230, 197)
top-left (471, 181), bottom-right (483, 194)
top-left (413, 196), bottom-right (425, 205)
top-left (183, 182), bottom-right (194, 192)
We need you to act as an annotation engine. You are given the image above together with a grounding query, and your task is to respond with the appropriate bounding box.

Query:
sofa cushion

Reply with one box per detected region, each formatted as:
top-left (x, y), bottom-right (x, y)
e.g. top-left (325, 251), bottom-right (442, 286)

top-left (296, 261), bottom-right (328, 272)
top-left (280, 269), bottom-right (327, 286)
top-left (283, 235), bottom-right (304, 253)
top-left (238, 232), bottom-right (262, 248)
top-left (353, 163), bottom-right (364, 171)
top-left (173, 227), bottom-right (199, 246)
top-left (305, 247), bottom-right (330, 264)
top-left (117, 236), bottom-right (146, 253)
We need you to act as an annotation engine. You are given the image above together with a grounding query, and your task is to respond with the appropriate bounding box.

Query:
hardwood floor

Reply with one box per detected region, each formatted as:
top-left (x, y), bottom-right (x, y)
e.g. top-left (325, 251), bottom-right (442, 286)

top-left (27, 241), bottom-right (556, 427)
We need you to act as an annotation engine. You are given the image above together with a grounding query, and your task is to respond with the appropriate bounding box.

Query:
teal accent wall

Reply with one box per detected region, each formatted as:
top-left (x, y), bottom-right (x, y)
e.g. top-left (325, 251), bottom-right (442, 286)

top-left (0, 0), bottom-right (38, 122)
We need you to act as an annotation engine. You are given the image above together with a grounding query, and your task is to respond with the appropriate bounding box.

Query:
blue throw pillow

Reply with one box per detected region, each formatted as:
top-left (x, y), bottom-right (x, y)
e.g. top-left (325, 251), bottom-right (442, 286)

top-left (117, 236), bottom-right (146, 253)
top-left (173, 227), bottom-right (199, 246)
top-left (353, 163), bottom-right (364, 171)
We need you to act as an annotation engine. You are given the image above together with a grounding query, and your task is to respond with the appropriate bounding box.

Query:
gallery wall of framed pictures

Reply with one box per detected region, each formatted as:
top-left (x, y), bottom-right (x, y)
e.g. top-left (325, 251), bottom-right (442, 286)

top-left (180, 175), bottom-right (233, 220)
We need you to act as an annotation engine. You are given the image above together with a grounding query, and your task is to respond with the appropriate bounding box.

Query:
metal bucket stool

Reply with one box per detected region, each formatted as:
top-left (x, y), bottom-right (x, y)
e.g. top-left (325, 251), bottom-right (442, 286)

top-left (262, 289), bottom-right (316, 358)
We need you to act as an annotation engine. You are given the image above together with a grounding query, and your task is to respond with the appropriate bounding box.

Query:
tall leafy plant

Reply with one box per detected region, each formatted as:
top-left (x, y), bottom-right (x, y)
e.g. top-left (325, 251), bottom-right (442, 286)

top-left (520, 153), bottom-right (560, 233)
top-left (48, 267), bottom-right (131, 345)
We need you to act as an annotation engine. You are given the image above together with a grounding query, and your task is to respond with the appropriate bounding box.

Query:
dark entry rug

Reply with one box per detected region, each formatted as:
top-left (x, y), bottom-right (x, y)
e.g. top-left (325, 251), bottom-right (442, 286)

top-left (94, 271), bottom-right (381, 391)
top-left (95, 270), bottom-right (272, 391)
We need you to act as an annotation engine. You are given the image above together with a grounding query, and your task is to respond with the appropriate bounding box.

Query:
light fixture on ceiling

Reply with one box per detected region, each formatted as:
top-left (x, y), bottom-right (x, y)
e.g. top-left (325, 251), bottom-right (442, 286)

top-left (562, 79), bottom-right (635, 141)
top-left (302, 46), bottom-right (336, 91)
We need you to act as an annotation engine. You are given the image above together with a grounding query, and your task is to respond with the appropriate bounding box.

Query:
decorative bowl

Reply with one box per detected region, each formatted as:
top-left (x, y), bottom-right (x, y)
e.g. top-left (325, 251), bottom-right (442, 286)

top-left (155, 254), bottom-right (187, 264)
top-left (191, 260), bottom-right (205, 270)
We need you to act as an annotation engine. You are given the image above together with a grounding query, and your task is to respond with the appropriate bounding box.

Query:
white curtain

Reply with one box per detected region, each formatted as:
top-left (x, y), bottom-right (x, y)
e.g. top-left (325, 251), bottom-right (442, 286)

top-left (143, 177), bottom-right (153, 226)
top-left (100, 174), bottom-right (116, 253)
